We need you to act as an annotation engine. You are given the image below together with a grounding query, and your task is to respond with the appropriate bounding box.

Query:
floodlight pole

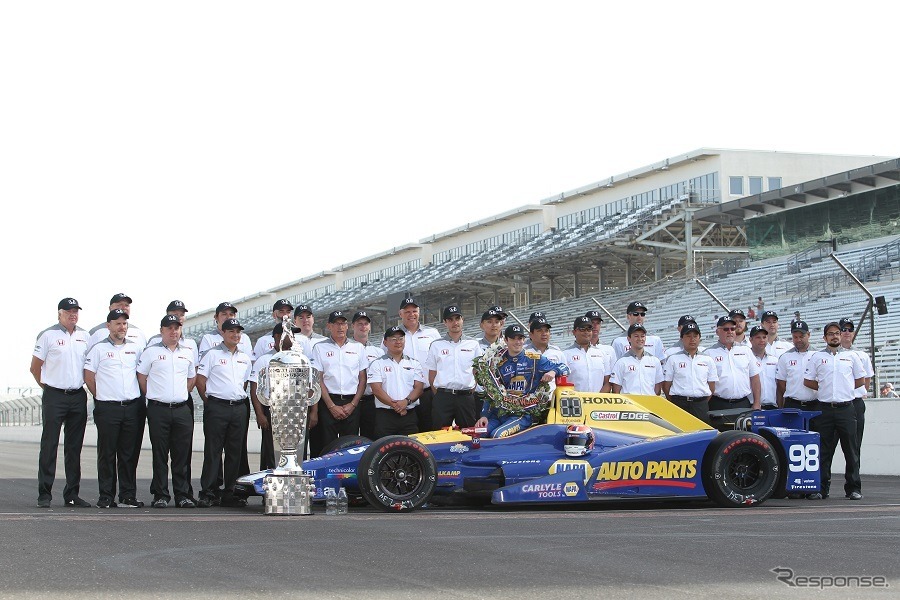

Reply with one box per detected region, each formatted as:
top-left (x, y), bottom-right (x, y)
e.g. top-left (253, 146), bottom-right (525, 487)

top-left (590, 298), bottom-right (626, 332)
top-left (694, 279), bottom-right (730, 313)
top-left (829, 254), bottom-right (878, 394)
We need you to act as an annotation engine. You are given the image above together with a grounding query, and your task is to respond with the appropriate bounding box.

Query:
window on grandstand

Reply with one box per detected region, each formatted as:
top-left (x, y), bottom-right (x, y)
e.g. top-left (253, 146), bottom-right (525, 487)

top-left (432, 224), bottom-right (541, 265)
top-left (749, 176), bottom-right (763, 195)
top-left (729, 176), bottom-right (743, 195)
top-left (768, 176), bottom-right (782, 191)
top-left (343, 259), bottom-right (422, 290)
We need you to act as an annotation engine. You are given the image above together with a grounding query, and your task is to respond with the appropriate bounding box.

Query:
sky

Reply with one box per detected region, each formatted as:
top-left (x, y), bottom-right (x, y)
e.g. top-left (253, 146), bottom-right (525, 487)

top-left (1, 1), bottom-right (898, 390)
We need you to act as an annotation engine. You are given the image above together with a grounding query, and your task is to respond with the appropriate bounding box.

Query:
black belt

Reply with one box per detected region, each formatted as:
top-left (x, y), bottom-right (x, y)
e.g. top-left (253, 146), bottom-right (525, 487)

top-left (331, 394), bottom-right (357, 401)
top-left (208, 396), bottom-right (248, 406)
top-left (436, 387), bottom-right (475, 395)
top-left (96, 398), bottom-right (139, 406)
top-left (784, 397), bottom-right (818, 407)
top-left (671, 395), bottom-right (708, 403)
top-left (819, 402), bottom-right (853, 408)
top-left (712, 395), bottom-right (750, 404)
top-left (45, 386), bottom-right (84, 396)
top-left (148, 399), bottom-right (189, 408)
top-left (359, 394), bottom-right (375, 402)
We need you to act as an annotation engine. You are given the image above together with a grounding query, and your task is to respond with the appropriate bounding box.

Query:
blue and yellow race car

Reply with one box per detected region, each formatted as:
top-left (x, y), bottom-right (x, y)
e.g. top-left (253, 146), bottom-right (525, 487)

top-left (235, 383), bottom-right (821, 511)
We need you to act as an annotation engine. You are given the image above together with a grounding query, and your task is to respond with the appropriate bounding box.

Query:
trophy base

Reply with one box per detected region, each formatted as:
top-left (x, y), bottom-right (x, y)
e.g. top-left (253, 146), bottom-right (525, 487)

top-left (263, 473), bottom-right (314, 516)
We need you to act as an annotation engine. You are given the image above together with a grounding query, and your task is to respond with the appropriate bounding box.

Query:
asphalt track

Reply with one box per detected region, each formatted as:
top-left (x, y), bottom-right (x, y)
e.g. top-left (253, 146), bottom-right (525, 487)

top-left (0, 440), bottom-right (897, 599)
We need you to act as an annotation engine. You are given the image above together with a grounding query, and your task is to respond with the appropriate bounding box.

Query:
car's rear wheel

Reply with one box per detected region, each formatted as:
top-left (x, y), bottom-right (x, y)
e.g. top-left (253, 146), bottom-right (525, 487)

top-left (357, 436), bottom-right (436, 512)
top-left (701, 430), bottom-right (779, 507)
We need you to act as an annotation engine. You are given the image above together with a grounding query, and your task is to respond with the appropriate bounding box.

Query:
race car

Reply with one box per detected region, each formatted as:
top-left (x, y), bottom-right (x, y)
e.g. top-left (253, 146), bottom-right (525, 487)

top-left (234, 381), bottom-right (821, 511)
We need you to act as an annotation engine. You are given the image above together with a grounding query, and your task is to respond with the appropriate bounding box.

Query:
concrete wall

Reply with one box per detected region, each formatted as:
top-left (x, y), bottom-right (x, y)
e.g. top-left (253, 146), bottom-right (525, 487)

top-left (830, 398), bottom-right (900, 477)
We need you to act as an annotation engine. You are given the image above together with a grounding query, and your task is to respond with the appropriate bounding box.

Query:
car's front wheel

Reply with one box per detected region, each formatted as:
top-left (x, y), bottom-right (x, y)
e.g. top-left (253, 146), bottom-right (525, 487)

top-left (701, 430), bottom-right (779, 507)
top-left (357, 436), bottom-right (437, 511)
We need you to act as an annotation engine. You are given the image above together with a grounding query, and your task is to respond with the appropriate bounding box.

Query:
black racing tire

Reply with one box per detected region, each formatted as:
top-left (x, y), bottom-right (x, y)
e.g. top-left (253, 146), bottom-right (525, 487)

top-left (320, 434), bottom-right (372, 456)
top-left (701, 430), bottom-right (779, 507)
top-left (357, 436), bottom-right (437, 512)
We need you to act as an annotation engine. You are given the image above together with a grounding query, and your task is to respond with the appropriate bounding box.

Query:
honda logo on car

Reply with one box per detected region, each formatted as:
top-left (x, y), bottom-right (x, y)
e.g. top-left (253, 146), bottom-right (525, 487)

top-left (597, 459), bottom-right (697, 481)
top-left (520, 482), bottom-right (563, 499)
top-left (590, 411), bottom-right (650, 421)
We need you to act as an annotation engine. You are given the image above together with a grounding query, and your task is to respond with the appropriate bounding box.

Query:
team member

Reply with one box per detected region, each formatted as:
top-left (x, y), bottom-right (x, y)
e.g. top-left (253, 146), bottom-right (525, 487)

top-left (729, 308), bottom-right (749, 347)
top-left (704, 316), bottom-right (762, 410)
top-left (351, 310), bottom-right (383, 440)
top-left (137, 315), bottom-right (198, 509)
top-left (368, 326), bottom-right (426, 438)
top-left (526, 317), bottom-right (565, 362)
top-left (84, 309), bottom-right (144, 508)
top-left (32, 298), bottom-right (92, 508)
top-left (760, 310), bottom-right (793, 357)
top-left (749, 325), bottom-right (778, 409)
top-left (585, 310), bottom-right (604, 346)
top-left (663, 315), bottom-right (706, 363)
top-left (612, 301), bottom-right (665, 360)
top-left (426, 305), bottom-right (483, 428)
top-left (310, 311), bottom-right (368, 451)
top-left (146, 300), bottom-right (199, 364)
top-left (775, 320), bottom-right (818, 409)
top-left (662, 322), bottom-right (718, 424)
top-left (198, 302), bottom-right (253, 357)
top-left (253, 299), bottom-right (312, 359)
top-left (804, 322), bottom-right (865, 500)
top-left (475, 308), bottom-right (506, 424)
top-left (564, 316), bottom-right (612, 393)
top-left (88, 293), bottom-right (147, 351)
top-left (475, 324), bottom-right (568, 437)
top-left (196, 318), bottom-right (253, 508)
top-left (528, 311), bottom-right (547, 324)
top-left (610, 324), bottom-right (664, 396)
top-left (838, 318), bottom-right (874, 481)
top-left (292, 304), bottom-right (326, 457)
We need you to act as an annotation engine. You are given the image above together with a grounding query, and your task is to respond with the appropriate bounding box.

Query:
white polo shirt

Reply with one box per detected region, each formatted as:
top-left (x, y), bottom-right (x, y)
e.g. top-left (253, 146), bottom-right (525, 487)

top-left (358, 342), bottom-right (385, 395)
top-left (84, 338), bottom-right (141, 400)
top-left (843, 346), bottom-right (874, 398)
top-left (563, 343), bottom-right (612, 393)
top-left (147, 334), bottom-right (199, 365)
top-left (766, 338), bottom-right (793, 358)
top-left (610, 351), bottom-right (664, 395)
top-left (613, 333), bottom-right (665, 361)
top-left (775, 347), bottom-right (818, 403)
top-left (424, 335), bottom-right (483, 390)
top-left (89, 322), bottom-right (147, 353)
top-left (367, 354), bottom-right (427, 408)
top-left (382, 324), bottom-right (441, 388)
top-left (752, 350), bottom-right (779, 407)
top-left (197, 344), bottom-right (252, 400)
top-left (704, 342), bottom-right (761, 400)
top-left (198, 331), bottom-right (253, 359)
top-left (663, 341), bottom-right (707, 364)
top-left (33, 324), bottom-right (91, 389)
top-left (249, 351), bottom-right (273, 386)
top-left (663, 350), bottom-right (718, 397)
top-left (136, 341), bottom-right (196, 403)
top-left (804, 348), bottom-right (865, 404)
top-left (253, 332), bottom-right (312, 361)
top-left (310, 337), bottom-right (369, 396)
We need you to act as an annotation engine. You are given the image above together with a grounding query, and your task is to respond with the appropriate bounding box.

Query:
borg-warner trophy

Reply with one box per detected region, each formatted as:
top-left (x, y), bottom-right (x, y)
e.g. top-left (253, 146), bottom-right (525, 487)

top-left (257, 316), bottom-right (321, 515)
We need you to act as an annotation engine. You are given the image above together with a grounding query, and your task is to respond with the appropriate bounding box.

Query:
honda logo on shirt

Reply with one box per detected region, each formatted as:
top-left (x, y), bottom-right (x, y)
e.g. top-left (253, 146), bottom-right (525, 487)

top-left (385, 366), bottom-right (393, 373)
top-left (157, 355), bottom-right (167, 361)
top-left (679, 362), bottom-right (686, 368)
top-left (790, 360), bottom-right (797, 366)
top-left (326, 351), bottom-right (335, 358)
top-left (441, 349), bottom-right (450, 356)
top-left (571, 355), bottom-right (580, 361)
top-left (628, 365), bottom-right (636, 372)
top-left (219, 359), bottom-right (227, 365)
top-left (715, 356), bottom-right (723, 362)
top-left (56, 340), bottom-right (66, 346)
top-left (106, 352), bottom-right (114, 359)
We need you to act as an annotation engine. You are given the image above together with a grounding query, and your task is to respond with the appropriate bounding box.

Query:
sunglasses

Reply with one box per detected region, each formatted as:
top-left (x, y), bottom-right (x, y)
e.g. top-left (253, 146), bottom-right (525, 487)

top-left (630, 312), bottom-right (646, 317)
top-left (575, 326), bottom-right (592, 331)
top-left (840, 328), bottom-right (854, 332)
top-left (720, 327), bottom-right (736, 332)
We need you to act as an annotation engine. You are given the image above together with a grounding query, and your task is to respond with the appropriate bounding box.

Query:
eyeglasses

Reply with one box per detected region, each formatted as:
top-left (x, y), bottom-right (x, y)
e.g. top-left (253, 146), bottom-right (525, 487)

top-left (575, 326), bottom-right (592, 331)
top-left (826, 331), bottom-right (841, 336)
top-left (630, 312), bottom-right (646, 317)
top-left (719, 327), bottom-right (736, 332)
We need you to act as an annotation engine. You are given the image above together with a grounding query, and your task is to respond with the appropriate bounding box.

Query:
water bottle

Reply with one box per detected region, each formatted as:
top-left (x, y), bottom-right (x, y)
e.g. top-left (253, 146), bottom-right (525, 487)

top-left (325, 488), bottom-right (338, 516)
top-left (337, 487), bottom-right (348, 515)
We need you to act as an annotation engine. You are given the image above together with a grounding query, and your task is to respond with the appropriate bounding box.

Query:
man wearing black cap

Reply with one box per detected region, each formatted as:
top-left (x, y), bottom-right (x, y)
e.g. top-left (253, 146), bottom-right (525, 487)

top-left (89, 293), bottom-right (147, 351)
top-left (310, 311), bottom-right (369, 451)
top-left (663, 315), bottom-right (706, 364)
top-left (367, 326), bottom-right (426, 438)
top-left (662, 322), bottom-right (718, 424)
top-left (31, 298), bottom-right (92, 508)
top-left (760, 311), bottom-right (793, 358)
top-left (84, 309), bottom-right (144, 508)
top-left (584, 310), bottom-right (604, 347)
top-left (838, 317), bottom-right (874, 475)
top-left (610, 324), bottom-right (663, 396)
top-left (351, 310), bottom-right (384, 440)
top-left (526, 317), bottom-right (564, 361)
top-left (612, 301), bottom-right (665, 361)
top-left (196, 318), bottom-right (253, 508)
top-left (704, 316), bottom-right (762, 410)
top-left (564, 316), bottom-right (613, 393)
top-left (146, 300), bottom-right (199, 364)
top-left (475, 307), bottom-right (506, 421)
top-left (728, 308), bottom-right (749, 347)
top-left (804, 322), bottom-right (865, 500)
top-left (198, 302), bottom-right (253, 358)
top-left (425, 306), bottom-right (483, 428)
top-left (253, 299), bottom-right (311, 360)
top-left (293, 304), bottom-right (326, 456)
top-left (137, 315), bottom-right (198, 509)
top-left (775, 320), bottom-right (817, 410)
top-left (749, 325), bottom-right (779, 409)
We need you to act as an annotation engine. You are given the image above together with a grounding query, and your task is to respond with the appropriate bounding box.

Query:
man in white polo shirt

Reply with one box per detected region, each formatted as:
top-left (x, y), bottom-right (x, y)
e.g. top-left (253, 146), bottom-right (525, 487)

top-left (749, 325), bottom-right (779, 410)
top-left (662, 322), bottom-right (718, 424)
top-left (31, 297), bottom-right (92, 508)
top-left (84, 309), bottom-right (144, 509)
top-left (564, 316), bottom-right (612, 393)
top-left (426, 305), bottom-right (483, 429)
top-left (760, 311), bottom-right (793, 358)
top-left (838, 317), bottom-right (874, 470)
top-left (293, 303), bottom-right (327, 456)
top-left (663, 315), bottom-right (706, 364)
top-left (775, 320), bottom-right (818, 410)
top-left (351, 310), bottom-right (383, 440)
top-left (198, 302), bottom-right (253, 358)
top-left (89, 293), bottom-right (147, 351)
top-left (368, 326), bottom-right (426, 438)
top-left (704, 316), bottom-right (761, 411)
top-left (610, 324), bottom-right (663, 396)
top-left (137, 314), bottom-right (197, 509)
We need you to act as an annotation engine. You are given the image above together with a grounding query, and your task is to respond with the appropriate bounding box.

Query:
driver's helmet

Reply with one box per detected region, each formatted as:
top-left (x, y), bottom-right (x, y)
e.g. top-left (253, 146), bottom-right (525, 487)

top-left (564, 424), bottom-right (595, 457)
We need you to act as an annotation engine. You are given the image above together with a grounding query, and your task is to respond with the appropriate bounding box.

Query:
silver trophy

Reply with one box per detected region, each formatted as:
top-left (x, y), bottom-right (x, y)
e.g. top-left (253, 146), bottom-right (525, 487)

top-left (257, 316), bottom-right (321, 515)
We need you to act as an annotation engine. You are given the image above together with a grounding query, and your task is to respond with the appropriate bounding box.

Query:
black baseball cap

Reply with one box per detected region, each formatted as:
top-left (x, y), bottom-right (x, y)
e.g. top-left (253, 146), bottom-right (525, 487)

top-left (215, 302), bottom-right (236, 315)
top-left (838, 318), bottom-right (855, 332)
top-left (585, 310), bottom-right (604, 322)
top-left (530, 317), bottom-right (551, 332)
top-left (58, 298), bottom-right (82, 310)
top-left (481, 309), bottom-right (504, 322)
top-left (790, 320), bottom-right (810, 333)
top-left (272, 299), bottom-right (293, 311)
top-left (528, 311), bottom-right (546, 322)
top-left (106, 309), bottom-right (128, 322)
top-left (823, 322), bottom-right (841, 335)
top-left (627, 323), bottom-right (646, 336)
top-left (761, 310), bottom-right (778, 322)
top-left (728, 308), bottom-right (746, 319)
top-left (399, 297), bottom-right (419, 309)
top-left (109, 293), bottom-right (132, 305)
top-left (384, 325), bottom-right (405, 339)
top-left (487, 305), bottom-right (508, 318)
top-left (626, 301), bottom-right (647, 314)
top-left (222, 318), bottom-right (244, 331)
top-left (294, 304), bottom-right (313, 317)
top-left (327, 311), bottom-right (347, 323)
top-left (573, 316), bottom-right (592, 330)
top-left (749, 325), bottom-right (767, 338)
top-left (160, 314), bottom-right (181, 328)
top-left (166, 300), bottom-right (188, 312)
top-left (677, 315), bottom-right (696, 327)
top-left (442, 305), bottom-right (463, 319)
top-left (504, 324), bottom-right (527, 338)
top-left (680, 322), bottom-right (701, 337)
top-left (717, 316), bottom-right (737, 328)
top-left (352, 310), bottom-right (371, 323)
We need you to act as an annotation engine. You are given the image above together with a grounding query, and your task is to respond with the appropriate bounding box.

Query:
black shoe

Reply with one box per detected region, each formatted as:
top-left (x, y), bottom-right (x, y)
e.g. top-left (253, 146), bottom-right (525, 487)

top-left (65, 497), bottom-right (91, 508)
top-left (37, 497), bottom-right (51, 508)
top-left (97, 497), bottom-right (117, 509)
top-left (151, 497), bottom-right (168, 508)
top-left (219, 497), bottom-right (247, 508)
top-left (196, 497), bottom-right (213, 508)
top-left (176, 497), bottom-right (196, 508)
top-left (119, 498), bottom-right (144, 508)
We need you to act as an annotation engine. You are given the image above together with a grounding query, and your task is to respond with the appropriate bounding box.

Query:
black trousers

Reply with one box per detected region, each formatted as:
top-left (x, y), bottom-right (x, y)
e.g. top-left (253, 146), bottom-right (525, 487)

top-left (416, 388), bottom-right (434, 433)
top-left (38, 387), bottom-right (87, 502)
top-left (201, 399), bottom-right (250, 500)
top-left (258, 404), bottom-right (276, 471)
top-left (319, 396), bottom-right (361, 450)
top-left (668, 396), bottom-right (709, 424)
top-left (709, 395), bottom-right (751, 411)
top-left (815, 402), bottom-right (860, 496)
top-left (852, 397), bottom-right (866, 461)
top-left (432, 389), bottom-right (476, 429)
top-left (308, 415), bottom-right (323, 459)
top-left (374, 407), bottom-right (419, 439)
top-left (93, 399), bottom-right (142, 501)
top-left (358, 395), bottom-right (376, 440)
top-left (147, 401), bottom-right (194, 502)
